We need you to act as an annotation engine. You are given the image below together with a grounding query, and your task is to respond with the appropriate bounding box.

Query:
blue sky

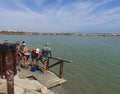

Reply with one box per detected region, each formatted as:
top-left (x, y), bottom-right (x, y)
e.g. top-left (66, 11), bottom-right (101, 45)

top-left (0, 0), bottom-right (120, 33)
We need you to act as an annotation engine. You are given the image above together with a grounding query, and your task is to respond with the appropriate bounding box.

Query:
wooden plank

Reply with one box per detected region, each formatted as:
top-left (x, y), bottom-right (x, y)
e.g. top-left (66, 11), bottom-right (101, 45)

top-left (33, 71), bottom-right (66, 88)
top-left (47, 78), bottom-right (66, 87)
top-left (17, 68), bottom-right (66, 88)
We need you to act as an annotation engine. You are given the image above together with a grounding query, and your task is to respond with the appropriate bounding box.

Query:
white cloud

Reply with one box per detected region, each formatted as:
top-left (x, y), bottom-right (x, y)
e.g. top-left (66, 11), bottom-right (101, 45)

top-left (0, 0), bottom-right (120, 32)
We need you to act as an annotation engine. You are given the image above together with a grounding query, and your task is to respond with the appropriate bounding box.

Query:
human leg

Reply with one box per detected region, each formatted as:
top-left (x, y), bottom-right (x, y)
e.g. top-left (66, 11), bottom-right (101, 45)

top-left (36, 59), bottom-right (39, 69)
top-left (24, 55), bottom-right (30, 68)
top-left (32, 59), bottom-right (34, 66)
top-left (43, 60), bottom-right (47, 73)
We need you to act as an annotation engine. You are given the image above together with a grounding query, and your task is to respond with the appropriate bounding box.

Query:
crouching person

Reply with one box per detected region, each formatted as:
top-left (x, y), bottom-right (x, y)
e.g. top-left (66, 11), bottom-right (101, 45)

top-left (31, 48), bottom-right (41, 69)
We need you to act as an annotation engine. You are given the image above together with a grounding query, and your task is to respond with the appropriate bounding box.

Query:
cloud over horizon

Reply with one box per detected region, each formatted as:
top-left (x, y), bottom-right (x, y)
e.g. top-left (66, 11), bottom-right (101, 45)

top-left (0, 0), bottom-right (120, 33)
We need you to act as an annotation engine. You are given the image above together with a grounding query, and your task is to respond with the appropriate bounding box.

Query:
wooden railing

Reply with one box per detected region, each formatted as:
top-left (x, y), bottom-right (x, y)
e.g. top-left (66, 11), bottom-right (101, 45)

top-left (47, 57), bottom-right (72, 78)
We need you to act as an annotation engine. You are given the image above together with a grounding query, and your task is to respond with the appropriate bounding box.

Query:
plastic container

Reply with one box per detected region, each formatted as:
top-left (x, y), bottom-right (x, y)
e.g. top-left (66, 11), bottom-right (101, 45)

top-left (31, 66), bottom-right (36, 72)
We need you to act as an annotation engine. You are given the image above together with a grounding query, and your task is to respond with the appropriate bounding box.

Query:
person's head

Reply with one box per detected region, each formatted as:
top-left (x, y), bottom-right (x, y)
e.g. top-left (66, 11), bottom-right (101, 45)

top-left (36, 48), bottom-right (40, 53)
top-left (45, 42), bottom-right (50, 46)
top-left (22, 43), bottom-right (26, 46)
top-left (36, 48), bottom-right (40, 54)
top-left (4, 40), bottom-right (9, 44)
top-left (16, 41), bottom-right (20, 46)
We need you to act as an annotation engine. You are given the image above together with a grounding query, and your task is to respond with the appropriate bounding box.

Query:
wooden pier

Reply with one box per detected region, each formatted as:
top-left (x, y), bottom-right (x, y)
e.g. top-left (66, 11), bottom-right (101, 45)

top-left (17, 68), bottom-right (66, 88)
top-left (17, 57), bottom-right (72, 88)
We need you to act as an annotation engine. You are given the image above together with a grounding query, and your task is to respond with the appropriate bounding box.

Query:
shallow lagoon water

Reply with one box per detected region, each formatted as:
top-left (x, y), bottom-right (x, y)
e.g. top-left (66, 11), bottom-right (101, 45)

top-left (1, 35), bottom-right (120, 94)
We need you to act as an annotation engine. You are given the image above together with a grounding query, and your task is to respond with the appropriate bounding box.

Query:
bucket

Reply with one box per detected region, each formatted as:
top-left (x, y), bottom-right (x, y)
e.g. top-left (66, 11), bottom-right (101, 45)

top-left (31, 66), bottom-right (36, 72)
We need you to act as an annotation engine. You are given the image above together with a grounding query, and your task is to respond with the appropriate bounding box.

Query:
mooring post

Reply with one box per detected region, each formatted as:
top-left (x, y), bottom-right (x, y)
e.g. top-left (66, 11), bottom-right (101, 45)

top-left (59, 60), bottom-right (63, 78)
top-left (0, 43), bottom-right (17, 94)
top-left (4, 46), bottom-right (14, 94)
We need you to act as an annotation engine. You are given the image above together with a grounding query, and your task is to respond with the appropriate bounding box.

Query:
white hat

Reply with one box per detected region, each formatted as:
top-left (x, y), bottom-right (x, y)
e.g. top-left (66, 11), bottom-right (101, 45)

top-left (22, 43), bottom-right (26, 46)
top-left (36, 48), bottom-right (40, 53)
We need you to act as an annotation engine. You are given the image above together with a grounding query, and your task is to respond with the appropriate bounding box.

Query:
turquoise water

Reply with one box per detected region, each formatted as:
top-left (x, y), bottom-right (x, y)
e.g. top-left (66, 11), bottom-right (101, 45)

top-left (1, 35), bottom-right (120, 94)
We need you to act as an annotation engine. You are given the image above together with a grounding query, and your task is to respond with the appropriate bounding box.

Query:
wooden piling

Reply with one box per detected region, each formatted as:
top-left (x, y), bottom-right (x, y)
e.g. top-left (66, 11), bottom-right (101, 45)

top-left (4, 45), bottom-right (14, 94)
top-left (0, 43), bottom-right (17, 94)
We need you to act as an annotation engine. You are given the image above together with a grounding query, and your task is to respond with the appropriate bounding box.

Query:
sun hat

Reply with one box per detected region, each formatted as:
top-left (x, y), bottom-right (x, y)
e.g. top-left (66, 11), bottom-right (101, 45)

top-left (36, 48), bottom-right (40, 53)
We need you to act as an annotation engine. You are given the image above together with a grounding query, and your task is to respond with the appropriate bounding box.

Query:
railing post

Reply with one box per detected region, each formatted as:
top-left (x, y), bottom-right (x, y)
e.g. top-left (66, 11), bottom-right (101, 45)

top-left (48, 57), bottom-right (71, 78)
top-left (59, 60), bottom-right (63, 78)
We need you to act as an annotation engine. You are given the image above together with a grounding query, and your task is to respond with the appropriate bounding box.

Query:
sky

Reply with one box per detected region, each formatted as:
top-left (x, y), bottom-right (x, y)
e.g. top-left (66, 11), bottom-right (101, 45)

top-left (0, 0), bottom-right (120, 33)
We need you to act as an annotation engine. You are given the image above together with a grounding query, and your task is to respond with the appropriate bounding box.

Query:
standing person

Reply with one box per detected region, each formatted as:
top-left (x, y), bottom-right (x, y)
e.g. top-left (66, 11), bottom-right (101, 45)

top-left (16, 41), bottom-right (21, 61)
top-left (41, 43), bottom-right (52, 73)
top-left (15, 41), bottom-right (21, 71)
top-left (19, 41), bottom-right (25, 59)
top-left (31, 48), bottom-right (41, 68)
top-left (19, 41), bottom-right (25, 51)
top-left (22, 43), bottom-right (30, 69)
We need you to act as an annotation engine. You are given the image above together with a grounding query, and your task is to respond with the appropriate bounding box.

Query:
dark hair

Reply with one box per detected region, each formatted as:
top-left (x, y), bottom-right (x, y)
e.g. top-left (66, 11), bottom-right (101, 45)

top-left (22, 41), bottom-right (25, 44)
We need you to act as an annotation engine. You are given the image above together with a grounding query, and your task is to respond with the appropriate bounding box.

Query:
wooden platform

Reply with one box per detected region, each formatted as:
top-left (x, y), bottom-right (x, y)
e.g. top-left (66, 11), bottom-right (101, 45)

top-left (17, 68), bottom-right (66, 88)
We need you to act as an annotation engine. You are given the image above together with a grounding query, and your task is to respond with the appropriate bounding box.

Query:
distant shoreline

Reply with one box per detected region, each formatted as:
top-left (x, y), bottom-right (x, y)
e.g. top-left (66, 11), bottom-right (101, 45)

top-left (0, 31), bottom-right (120, 36)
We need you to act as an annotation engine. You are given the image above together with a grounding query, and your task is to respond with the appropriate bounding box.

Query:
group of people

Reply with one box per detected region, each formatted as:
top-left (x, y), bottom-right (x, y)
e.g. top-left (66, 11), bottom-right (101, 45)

top-left (16, 41), bottom-right (52, 73)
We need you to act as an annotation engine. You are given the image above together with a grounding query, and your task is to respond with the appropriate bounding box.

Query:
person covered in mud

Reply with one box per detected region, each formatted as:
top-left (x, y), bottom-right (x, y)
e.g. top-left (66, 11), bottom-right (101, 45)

top-left (41, 42), bottom-right (52, 73)
top-left (31, 48), bottom-right (41, 69)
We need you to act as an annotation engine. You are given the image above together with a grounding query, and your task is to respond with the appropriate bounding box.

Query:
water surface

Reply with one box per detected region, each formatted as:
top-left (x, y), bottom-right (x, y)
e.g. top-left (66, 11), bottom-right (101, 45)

top-left (0, 35), bottom-right (120, 94)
